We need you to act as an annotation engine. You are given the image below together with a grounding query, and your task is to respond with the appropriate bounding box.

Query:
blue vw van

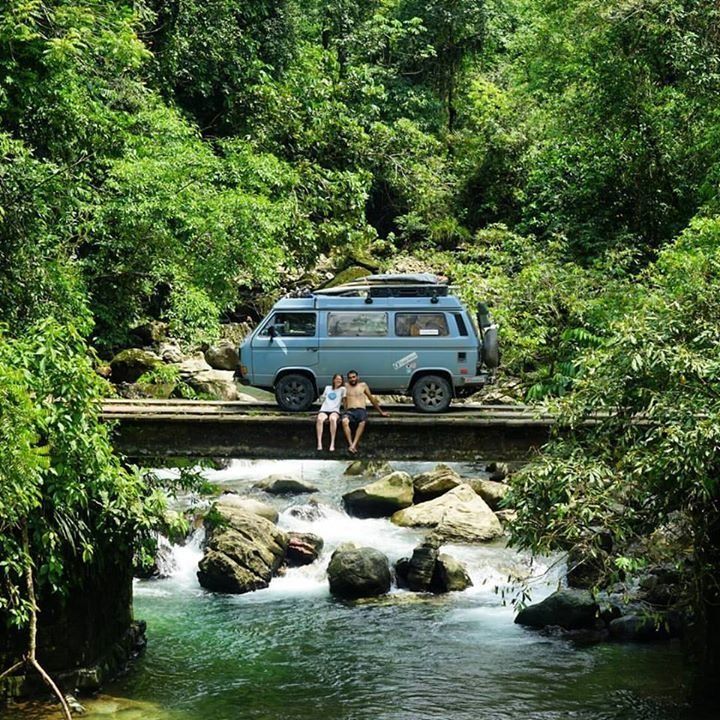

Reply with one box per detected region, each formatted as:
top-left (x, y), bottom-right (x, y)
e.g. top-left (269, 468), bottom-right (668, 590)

top-left (237, 274), bottom-right (499, 412)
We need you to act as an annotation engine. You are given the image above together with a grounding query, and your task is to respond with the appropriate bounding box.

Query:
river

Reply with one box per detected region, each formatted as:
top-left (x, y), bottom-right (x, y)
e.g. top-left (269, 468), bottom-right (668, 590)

top-left (8, 459), bottom-right (698, 719)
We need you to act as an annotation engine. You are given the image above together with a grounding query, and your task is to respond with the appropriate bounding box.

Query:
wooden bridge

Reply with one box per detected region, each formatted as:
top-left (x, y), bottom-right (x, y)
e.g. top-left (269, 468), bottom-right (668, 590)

top-left (103, 399), bottom-right (556, 462)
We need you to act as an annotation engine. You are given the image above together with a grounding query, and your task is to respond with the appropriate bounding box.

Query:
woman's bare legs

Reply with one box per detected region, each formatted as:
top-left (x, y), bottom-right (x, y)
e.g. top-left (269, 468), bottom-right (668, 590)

top-left (329, 413), bottom-right (339, 451)
top-left (316, 412), bottom-right (328, 450)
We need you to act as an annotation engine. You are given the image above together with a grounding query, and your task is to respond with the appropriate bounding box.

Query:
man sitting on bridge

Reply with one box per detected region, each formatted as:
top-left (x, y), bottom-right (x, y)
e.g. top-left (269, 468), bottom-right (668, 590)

top-left (342, 370), bottom-right (389, 454)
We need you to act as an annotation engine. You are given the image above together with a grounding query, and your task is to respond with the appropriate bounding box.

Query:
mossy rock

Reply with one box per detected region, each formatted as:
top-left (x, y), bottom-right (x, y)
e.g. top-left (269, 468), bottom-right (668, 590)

top-left (135, 381), bottom-right (176, 399)
top-left (347, 248), bottom-right (382, 271)
top-left (322, 266), bottom-right (372, 289)
top-left (109, 349), bottom-right (162, 383)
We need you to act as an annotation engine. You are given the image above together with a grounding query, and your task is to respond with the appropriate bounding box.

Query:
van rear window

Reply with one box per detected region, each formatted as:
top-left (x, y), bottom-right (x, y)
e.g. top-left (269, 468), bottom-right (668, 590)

top-left (395, 313), bottom-right (449, 337)
top-left (453, 313), bottom-right (468, 336)
top-left (328, 312), bottom-right (388, 337)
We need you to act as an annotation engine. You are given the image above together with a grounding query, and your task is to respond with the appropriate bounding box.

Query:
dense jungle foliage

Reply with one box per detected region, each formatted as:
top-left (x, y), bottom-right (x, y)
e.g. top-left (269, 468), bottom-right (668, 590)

top-left (1, 0), bottom-right (720, 699)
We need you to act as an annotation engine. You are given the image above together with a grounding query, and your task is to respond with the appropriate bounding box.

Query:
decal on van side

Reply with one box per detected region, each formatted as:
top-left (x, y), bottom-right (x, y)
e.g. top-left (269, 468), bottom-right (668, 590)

top-left (393, 352), bottom-right (418, 370)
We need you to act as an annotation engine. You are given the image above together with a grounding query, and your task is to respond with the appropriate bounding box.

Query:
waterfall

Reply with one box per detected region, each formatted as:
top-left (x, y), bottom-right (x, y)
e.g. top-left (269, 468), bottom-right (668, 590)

top-left (140, 459), bottom-right (564, 606)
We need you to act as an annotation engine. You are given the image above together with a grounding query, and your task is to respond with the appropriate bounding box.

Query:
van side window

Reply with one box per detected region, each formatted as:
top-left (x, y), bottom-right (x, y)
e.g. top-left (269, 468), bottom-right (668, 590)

top-left (327, 312), bottom-right (388, 337)
top-left (261, 312), bottom-right (316, 337)
top-left (395, 312), bottom-right (449, 337)
top-left (453, 313), bottom-right (468, 336)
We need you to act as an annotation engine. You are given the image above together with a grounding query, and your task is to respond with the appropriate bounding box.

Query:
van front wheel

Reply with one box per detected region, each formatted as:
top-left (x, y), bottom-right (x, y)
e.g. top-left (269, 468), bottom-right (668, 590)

top-left (275, 374), bottom-right (315, 412)
top-left (412, 375), bottom-right (452, 413)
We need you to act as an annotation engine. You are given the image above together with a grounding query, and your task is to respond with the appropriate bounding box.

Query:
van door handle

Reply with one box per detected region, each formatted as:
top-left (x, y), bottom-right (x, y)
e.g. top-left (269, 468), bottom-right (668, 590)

top-left (307, 347), bottom-right (318, 352)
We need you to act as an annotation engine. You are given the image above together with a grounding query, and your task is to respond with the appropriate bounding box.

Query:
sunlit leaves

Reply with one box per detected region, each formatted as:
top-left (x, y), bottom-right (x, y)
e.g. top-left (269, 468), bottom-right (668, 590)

top-left (0, 320), bottom-right (177, 628)
top-left (508, 216), bottom-right (720, 592)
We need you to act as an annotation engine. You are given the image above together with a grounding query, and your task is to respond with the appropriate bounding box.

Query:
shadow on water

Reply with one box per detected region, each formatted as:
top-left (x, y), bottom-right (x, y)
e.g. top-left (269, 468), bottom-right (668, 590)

top-left (5, 459), bottom-right (707, 720)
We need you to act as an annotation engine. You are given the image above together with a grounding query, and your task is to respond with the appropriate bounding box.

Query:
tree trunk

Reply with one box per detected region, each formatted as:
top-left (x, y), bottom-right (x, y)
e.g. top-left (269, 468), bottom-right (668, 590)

top-left (694, 500), bottom-right (720, 711)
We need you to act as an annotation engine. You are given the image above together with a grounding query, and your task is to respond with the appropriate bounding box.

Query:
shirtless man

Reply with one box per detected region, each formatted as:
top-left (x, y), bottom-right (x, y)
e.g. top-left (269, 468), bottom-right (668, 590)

top-left (342, 370), bottom-right (389, 454)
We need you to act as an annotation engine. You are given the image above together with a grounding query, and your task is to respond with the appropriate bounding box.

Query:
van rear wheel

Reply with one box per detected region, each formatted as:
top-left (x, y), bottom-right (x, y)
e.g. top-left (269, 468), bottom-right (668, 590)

top-left (412, 375), bottom-right (452, 413)
top-left (275, 374), bottom-right (315, 412)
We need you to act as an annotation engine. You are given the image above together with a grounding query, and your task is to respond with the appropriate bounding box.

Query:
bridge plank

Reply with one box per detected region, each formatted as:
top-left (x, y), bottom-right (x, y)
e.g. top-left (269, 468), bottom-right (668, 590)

top-left (103, 399), bottom-right (555, 461)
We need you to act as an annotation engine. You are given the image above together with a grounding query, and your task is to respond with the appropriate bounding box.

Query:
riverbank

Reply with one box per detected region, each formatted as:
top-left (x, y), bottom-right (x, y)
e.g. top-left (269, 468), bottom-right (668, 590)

top-left (3, 459), bottom-right (699, 720)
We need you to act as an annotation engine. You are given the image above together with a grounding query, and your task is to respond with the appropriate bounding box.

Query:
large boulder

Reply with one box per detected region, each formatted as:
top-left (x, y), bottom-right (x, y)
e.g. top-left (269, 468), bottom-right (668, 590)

top-left (177, 353), bottom-right (240, 400)
top-left (495, 509), bottom-right (517, 526)
top-left (179, 353), bottom-right (212, 376)
top-left (467, 478), bottom-right (509, 511)
top-left (216, 493), bottom-right (279, 523)
top-left (395, 541), bottom-right (473, 594)
top-left (187, 369), bottom-right (240, 401)
top-left (287, 500), bottom-right (325, 521)
top-left (403, 539), bottom-right (440, 591)
top-left (485, 462), bottom-right (510, 483)
top-left (220, 321), bottom-right (252, 346)
top-left (134, 535), bottom-right (177, 580)
top-left (327, 544), bottom-right (392, 600)
top-left (159, 342), bottom-right (184, 364)
top-left (197, 505), bottom-right (288, 594)
top-left (286, 532), bottom-right (324, 567)
top-left (342, 471), bottom-right (414, 518)
top-left (344, 460), bottom-right (393, 477)
top-left (205, 340), bottom-right (240, 371)
top-left (434, 553), bottom-right (473, 592)
top-left (412, 464), bottom-right (462, 502)
top-left (391, 484), bottom-right (503, 543)
top-left (254, 475), bottom-right (319, 495)
top-left (109, 349), bottom-right (162, 383)
top-left (515, 589), bottom-right (599, 630)
top-left (608, 612), bottom-right (684, 642)
top-left (130, 321), bottom-right (168, 347)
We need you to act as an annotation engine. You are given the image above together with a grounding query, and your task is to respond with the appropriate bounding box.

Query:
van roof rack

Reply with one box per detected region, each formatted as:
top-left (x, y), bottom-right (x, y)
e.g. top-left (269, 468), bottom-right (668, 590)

top-left (314, 273), bottom-right (451, 298)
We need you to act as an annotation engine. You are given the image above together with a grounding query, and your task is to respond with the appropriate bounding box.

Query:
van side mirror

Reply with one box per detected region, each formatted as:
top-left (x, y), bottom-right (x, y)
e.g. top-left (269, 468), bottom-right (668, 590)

top-left (268, 325), bottom-right (278, 341)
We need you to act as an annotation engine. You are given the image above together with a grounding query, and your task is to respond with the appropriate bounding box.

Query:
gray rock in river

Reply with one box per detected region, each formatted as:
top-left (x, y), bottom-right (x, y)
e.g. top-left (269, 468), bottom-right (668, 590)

top-left (608, 614), bottom-right (673, 642)
top-left (342, 471), bottom-right (414, 518)
top-left (254, 475), bottom-right (319, 495)
top-left (216, 492), bottom-right (279, 523)
top-left (197, 504), bottom-right (288, 594)
top-left (467, 478), bottom-right (509, 511)
top-left (392, 484), bottom-right (503, 543)
top-left (286, 532), bottom-right (324, 567)
top-left (327, 544), bottom-right (391, 600)
top-left (404, 538), bottom-right (440, 591)
top-left (515, 589), bottom-right (599, 630)
top-left (395, 539), bottom-right (472, 593)
top-left (412, 464), bottom-right (462, 502)
top-left (344, 460), bottom-right (393, 477)
top-left (434, 553), bottom-right (473, 592)
top-left (287, 499), bottom-right (326, 521)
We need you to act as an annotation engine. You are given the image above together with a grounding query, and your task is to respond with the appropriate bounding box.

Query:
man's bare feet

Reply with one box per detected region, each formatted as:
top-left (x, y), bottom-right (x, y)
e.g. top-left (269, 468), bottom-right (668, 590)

top-left (329, 445), bottom-right (335, 452)
top-left (348, 445), bottom-right (358, 454)
top-left (317, 445), bottom-right (323, 451)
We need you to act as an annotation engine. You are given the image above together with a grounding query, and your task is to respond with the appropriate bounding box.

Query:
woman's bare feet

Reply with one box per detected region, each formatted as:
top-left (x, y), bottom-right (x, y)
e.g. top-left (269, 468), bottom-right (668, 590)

top-left (317, 445), bottom-right (323, 451)
top-left (329, 445), bottom-right (335, 452)
top-left (348, 444), bottom-right (358, 454)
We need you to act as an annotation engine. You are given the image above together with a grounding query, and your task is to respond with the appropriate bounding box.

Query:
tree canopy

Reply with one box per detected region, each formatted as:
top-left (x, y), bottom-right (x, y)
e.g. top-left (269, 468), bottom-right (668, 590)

top-left (2, 0), bottom-right (720, 700)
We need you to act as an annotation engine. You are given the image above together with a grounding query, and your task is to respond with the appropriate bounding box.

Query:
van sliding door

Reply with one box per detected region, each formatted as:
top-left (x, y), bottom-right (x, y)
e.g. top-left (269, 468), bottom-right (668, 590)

top-left (320, 311), bottom-right (389, 389)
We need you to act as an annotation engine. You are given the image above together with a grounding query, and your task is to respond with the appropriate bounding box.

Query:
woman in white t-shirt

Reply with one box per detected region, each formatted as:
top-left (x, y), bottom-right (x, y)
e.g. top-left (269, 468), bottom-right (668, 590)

top-left (316, 374), bottom-right (346, 451)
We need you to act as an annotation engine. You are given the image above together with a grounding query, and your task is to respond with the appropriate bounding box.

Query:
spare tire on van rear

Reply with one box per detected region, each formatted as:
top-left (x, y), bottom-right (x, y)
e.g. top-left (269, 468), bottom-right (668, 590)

top-left (482, 327), bottom-right (500, 369)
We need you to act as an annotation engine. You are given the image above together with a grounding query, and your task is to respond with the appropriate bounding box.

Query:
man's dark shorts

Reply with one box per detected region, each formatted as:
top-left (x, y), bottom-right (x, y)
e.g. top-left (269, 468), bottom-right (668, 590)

top-left (343, 408), bottom-right (368, 425)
